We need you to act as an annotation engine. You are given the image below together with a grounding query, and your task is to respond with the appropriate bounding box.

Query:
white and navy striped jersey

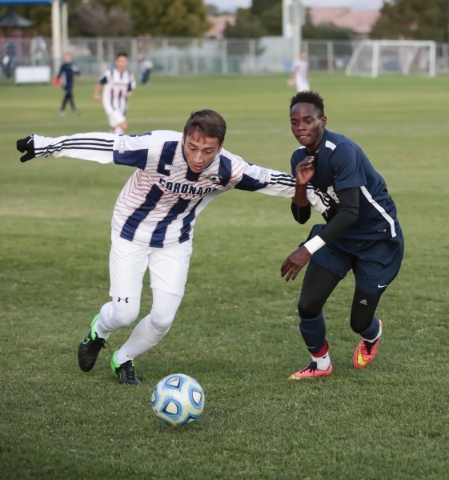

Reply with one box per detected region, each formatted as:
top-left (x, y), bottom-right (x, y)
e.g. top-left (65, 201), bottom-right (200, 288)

top-left (99, 69), bottom-right (136, 115)
top-left (33, 130), bottom-right (317, 248)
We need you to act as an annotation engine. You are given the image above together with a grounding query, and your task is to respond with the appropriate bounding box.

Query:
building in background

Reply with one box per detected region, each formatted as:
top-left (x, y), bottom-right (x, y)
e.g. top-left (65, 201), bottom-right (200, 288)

top-left (206, 14), bottom-right (235, 40)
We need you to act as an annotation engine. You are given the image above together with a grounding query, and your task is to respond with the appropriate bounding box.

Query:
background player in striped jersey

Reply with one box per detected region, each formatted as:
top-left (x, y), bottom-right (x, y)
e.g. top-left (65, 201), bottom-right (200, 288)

top-left (94, 52), bottom-right (136, 135)
top-left (17, 110), bottom-right (326, 385)
top-left (281, 91), bottom-right (404, 379)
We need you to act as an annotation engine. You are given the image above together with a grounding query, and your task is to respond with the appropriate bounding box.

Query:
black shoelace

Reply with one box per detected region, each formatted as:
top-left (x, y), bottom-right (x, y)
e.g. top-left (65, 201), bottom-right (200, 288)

top-left (302, 361), bottom-right (318, 372)
top-left (364, 338), bottom-right (378, 355)
top-left (121, 361), bottom-right (137, 380)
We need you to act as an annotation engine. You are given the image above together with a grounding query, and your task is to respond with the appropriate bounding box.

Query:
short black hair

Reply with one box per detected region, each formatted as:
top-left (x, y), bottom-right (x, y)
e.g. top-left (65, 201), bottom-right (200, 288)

top-left (290, 91), bottom-right (325, 117)
top-left (183, 109), bottom-right (227, 144)
top-left (116, 52), bottom-right (128, 59)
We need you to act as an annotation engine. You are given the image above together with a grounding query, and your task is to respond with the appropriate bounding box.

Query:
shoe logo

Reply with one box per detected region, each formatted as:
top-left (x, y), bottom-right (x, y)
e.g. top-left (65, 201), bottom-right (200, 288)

top-left (377, 284), bottom-right (388, 288)
top-left (357, 346), bottom-right (369, 366)
top-left (117, 297), bottom-right (129, 303)
top-left (360, 299), bottom-right (368, 305)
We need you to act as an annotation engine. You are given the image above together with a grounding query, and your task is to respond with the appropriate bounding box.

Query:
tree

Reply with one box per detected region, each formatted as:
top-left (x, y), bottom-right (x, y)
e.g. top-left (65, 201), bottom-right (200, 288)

top-left (302, 9), bottom-right (351, 40)
top-left (250, 0), bottom-right (281, 18)
top-left (0, 1), bottom-right (83, 37)
top-left (70, 4), bottom-right (132, 37)
top-left (224, 7), bottom-right (265, 38)
top-left (371, 0), bottom-right (449, 42)
top-left (130, 0), bottom-right (210, 37)
top-left (260, 3), bottom-right (282, 36)
top-left (206, 4), bottom-right (220, 15)
top-left (224, 0), bottom-right (282, 38)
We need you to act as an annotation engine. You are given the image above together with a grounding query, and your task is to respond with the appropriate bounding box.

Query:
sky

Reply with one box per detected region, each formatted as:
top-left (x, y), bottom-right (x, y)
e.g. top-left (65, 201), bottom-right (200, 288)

top-left (210, 0), bottom-right (384, 13)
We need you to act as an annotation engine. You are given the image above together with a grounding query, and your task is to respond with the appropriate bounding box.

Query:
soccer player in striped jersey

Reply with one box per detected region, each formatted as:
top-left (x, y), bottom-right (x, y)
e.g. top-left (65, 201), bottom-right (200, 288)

top-left (17, 110), bottom-right (325, 385)
top-left (94, 52), bottom-right (136, 135)
top-left (281, 91), bottom-right (404, 380)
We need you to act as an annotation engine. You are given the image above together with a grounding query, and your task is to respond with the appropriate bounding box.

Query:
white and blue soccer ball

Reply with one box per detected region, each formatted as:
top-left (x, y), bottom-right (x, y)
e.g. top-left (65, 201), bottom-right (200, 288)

top-left (151, 374), bottom-right (205, 427)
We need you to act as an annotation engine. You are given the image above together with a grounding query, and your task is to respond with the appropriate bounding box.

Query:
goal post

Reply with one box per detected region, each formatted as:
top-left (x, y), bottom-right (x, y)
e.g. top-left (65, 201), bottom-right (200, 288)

top-left (345, 40), bottom-right (437, 78)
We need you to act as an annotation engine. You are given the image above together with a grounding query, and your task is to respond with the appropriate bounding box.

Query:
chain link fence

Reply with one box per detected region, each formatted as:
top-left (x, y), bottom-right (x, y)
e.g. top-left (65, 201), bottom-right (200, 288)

top-left (1, 35), bottom-right (448, 79)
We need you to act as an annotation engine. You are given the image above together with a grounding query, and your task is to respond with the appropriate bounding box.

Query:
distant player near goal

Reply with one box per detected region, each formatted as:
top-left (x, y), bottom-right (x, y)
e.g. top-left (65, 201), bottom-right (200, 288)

top-left (281, 91), bottom-right (404, 379)
top-left (17, 110), bottom-right (327, 385)
top-left (291, 51), bottom-right (310, 92)
top-left (94, 52), bottom-right (136, 135)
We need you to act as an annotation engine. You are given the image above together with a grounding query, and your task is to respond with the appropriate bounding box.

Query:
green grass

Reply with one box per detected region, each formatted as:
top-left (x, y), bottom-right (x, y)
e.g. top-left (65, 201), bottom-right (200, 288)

top-left (1, 73), bottom-right (449, 479)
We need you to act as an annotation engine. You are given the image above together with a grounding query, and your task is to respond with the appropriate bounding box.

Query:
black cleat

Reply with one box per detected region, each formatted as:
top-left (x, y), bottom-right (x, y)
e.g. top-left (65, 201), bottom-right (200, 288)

top-left (78, 314), bottom-right (108, 372)
top-left (111, 351), bottom-right (142, 385)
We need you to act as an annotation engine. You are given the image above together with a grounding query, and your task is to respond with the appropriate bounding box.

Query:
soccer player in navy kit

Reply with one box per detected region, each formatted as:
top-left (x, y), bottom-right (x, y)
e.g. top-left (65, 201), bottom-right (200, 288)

top-left (17, 110), bottom-right (329, 385)
top-left (56, 53), bottom-right (81, 116)
top-left (281, 91), bottom-right (404, 379)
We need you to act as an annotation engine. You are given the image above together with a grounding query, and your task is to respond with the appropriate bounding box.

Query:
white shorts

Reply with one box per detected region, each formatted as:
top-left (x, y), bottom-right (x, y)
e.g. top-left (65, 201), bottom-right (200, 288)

top-left (296, 79), bottom-right (310, 92)
top-left (106, 110), bottom-right (126, 127)
top-left (109, 233), bottom-right (193, 298)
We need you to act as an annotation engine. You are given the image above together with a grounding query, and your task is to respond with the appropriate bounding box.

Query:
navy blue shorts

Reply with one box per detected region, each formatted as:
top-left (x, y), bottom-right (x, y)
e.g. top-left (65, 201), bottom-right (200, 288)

top-left (304, 224), bottom-right (404, 295)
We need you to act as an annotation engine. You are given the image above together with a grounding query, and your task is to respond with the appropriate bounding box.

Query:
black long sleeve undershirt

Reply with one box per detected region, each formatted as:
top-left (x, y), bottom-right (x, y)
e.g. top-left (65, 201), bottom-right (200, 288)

top-left (291, 201), bottom-right (311, 224)
top-left (291, 187), bottom-right (360, 245)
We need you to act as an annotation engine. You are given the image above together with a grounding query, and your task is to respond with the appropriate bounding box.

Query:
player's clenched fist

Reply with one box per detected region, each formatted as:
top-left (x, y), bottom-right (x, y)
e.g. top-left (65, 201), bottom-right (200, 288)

top-left (295, 155), bottom-right (315, 185)
top-left (16, 135), bottom-right (35, 162)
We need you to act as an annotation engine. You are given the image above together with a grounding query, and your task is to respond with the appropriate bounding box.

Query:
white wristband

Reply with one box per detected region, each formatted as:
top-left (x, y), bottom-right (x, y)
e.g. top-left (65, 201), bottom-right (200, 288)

top-left (303, 235), bottom-right (326, 254)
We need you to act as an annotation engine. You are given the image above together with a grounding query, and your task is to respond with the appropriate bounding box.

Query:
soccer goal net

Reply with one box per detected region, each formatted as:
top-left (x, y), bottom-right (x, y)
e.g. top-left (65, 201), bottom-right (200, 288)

top-left (345, 40), bottom-right (436, 78)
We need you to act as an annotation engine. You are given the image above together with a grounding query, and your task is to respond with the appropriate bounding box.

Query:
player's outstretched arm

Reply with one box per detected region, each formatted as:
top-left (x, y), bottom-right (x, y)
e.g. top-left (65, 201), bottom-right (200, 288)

top-left (233, 160), bottom-right (334, 214)
top-left (17, 132), bottom-right (118, 164)
top-left (233, 161), bottom-right (296, 197)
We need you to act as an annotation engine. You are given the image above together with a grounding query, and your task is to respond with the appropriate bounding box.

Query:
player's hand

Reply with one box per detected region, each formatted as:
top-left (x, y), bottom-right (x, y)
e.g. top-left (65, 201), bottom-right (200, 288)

top-left (295, 156), bottom-right (315, 185)
top-left (16, 135), bottom-right (35, 163)
top-left (280, 246), bottom-right (312, 282)
top-left (93, 93), bottom-right (100, 101)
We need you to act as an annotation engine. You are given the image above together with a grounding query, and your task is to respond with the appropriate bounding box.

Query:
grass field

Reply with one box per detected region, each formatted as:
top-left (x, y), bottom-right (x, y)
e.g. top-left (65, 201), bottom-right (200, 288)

top-left (1, 72), bottom-right (449, 479)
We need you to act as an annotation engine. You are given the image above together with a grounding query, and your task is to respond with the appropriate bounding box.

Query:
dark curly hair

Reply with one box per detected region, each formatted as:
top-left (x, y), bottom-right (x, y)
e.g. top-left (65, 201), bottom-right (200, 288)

top-left (290, 91), bottom-right (325, 117)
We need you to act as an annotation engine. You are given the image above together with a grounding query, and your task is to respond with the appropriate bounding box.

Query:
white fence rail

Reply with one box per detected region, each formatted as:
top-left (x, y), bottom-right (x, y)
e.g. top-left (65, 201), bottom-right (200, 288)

top-left (1, 36), bottom-right (448, 79)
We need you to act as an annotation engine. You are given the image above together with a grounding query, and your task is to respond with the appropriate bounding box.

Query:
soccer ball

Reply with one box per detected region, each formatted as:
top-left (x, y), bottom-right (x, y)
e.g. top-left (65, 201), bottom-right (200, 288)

top-left (151, 374), bottom-right (205, 427)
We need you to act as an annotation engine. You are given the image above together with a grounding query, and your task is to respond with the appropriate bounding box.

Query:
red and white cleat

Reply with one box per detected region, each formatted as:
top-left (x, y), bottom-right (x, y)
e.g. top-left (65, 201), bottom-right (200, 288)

top-left (287, 361), bottom-right (333, 380)
top-left (353, 321), bottom-right (383, 369)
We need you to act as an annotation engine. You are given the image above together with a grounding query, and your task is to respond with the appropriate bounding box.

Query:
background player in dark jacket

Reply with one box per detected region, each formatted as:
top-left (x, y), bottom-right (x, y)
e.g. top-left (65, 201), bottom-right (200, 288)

top-left (56, 53), bottom-right (82, 116)
top-left (281, 91), bottom-right (404, 379)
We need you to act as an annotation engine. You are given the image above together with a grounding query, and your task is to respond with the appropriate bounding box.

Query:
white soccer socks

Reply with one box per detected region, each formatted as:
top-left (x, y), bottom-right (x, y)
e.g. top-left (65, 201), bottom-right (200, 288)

top-left (311, 352), bottom-right (331, 371)
top-left (95, 297), bottom-right (140, 339)
top-left (114, 289), bottom-right (182, 364)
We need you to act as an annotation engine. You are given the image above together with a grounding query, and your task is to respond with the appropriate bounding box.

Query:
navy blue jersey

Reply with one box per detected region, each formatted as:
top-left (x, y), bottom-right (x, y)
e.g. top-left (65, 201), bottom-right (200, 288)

top-left (290, 129), bottom-right (400, 240)
top-left (57, 62), bottom-right (80, 91)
